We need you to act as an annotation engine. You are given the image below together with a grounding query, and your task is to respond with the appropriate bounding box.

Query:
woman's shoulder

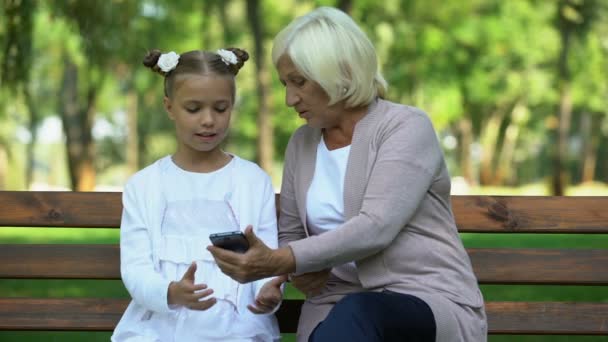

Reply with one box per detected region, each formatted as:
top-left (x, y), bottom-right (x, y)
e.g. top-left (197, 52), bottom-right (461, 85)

top-left (375, 99), bottom-right (430, 124)
top-left (370, 99), bottom-right (437, 136)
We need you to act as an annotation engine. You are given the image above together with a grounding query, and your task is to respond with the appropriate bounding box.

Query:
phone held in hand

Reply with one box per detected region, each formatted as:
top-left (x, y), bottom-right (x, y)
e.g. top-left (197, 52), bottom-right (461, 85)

top-left (209, 231), bottom-right (249, 253)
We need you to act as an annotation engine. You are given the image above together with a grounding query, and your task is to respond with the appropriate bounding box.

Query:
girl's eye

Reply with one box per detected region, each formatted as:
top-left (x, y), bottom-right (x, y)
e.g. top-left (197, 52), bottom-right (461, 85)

top-left (215, 107), bottom-right (227, 113)
top-left (186, 107), bottom-right (199, 113)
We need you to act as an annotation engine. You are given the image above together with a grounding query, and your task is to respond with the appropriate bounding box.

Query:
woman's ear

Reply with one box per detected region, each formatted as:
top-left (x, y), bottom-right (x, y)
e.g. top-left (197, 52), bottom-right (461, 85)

top-left (163, 96), bottom-right (175, 120)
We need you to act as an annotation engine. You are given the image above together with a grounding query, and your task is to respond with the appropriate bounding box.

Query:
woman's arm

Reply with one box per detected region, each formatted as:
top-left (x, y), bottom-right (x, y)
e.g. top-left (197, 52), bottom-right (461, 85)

top-left (278, 133), bottom-right (308, 246)
top-left (252, 174), bottom-right (285, 301)
top-left (289, 112), bottom-right (443, 274)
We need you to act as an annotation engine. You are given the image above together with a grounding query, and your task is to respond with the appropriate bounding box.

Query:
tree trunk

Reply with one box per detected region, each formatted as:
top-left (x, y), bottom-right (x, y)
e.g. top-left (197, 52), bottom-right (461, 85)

top-left (458, 117), bottom-right (474, 185)
top-left (23, 87), bottom-right (38, 189)
top-left (581, 112), bottom-right (599, 183)
top-left (219, 0), bottom-right (236, 45)
top-left (126, 89), bottom-right (139, 174)
top-left (479, 106), bottom-right (507, 185)
top-left (200, 0), bottom-right (214, 48)
top-left (552, 0), bottom-right (574, 196)
top-left (59, 60), bottom-right (97, 191)
top-left (337, 0), bottom-right (353, 14)
top-left (0, 144), bottom-right (7, 190)
top-left (495, 102), bottom-right (527, 185)
top-left (247, 0), bottom-right (274, 175)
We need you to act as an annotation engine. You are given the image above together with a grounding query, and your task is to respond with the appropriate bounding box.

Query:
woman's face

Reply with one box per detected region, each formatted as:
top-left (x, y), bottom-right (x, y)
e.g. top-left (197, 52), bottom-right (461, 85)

top-left (276, 54), bottom-right (345, 129)
top-left (164, 73), bottom-right (234, 157)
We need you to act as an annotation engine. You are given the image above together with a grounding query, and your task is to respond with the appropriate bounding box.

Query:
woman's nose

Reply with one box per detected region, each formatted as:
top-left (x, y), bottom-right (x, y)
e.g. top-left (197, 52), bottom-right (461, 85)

top-left (285, 87), bottom-right (300, 107)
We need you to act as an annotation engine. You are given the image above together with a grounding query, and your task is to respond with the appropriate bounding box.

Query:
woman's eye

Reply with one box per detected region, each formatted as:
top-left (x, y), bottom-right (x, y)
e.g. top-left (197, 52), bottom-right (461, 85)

top-left (293, 78), bottom-right (306, 87)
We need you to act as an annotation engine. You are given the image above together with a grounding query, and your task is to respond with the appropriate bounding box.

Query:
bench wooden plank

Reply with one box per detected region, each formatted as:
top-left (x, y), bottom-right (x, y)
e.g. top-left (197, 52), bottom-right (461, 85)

top-left (2, 245), bottom-right (607, 285)
top-left (453, 196), bottom-right (608, 233)
top-left (1, 298), bottom-right (607, 335)
top-left (0, 245), bottom-right (120, 279)
top-left (2, 192), bottom-right (608, 233)
top-left (0, 191), bottom-right (122, 228)
top-left (0, 298), bottom-right (301, 332)
top-left (485, 301), bottom-right (608, 335)
top-left (469, 248), bottom-right (608, 285)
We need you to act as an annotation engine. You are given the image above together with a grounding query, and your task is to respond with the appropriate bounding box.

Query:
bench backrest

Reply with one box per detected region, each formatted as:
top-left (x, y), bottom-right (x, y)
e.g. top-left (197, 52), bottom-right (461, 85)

top-left (1, 191), bottom-right (607, 335)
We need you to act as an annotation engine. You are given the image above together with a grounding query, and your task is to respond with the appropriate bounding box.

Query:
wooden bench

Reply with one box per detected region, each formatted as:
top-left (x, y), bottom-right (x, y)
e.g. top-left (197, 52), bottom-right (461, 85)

top-left (1, 191), bottom-right (607, 336)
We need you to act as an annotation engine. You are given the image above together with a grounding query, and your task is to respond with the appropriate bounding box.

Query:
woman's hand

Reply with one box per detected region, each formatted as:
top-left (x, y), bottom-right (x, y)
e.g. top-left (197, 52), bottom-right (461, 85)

top-left (167, 262), bottom-right (216, 310)
top-left (247, 275), bottom-right (288, 314)
top-left (207, 226), bottom-right (296, 283)
top-left (290, 269), bottom-right (331, 297)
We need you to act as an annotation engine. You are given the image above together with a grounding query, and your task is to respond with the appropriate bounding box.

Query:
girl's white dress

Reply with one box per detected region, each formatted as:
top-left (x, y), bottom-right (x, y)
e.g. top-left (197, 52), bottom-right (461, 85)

top-left (112, 155), bottom-right (280, 342)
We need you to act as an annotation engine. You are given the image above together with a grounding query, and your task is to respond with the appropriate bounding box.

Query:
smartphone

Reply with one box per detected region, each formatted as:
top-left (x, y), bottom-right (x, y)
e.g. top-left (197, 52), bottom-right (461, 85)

top-left (209, 231), bottom-right (249, 253)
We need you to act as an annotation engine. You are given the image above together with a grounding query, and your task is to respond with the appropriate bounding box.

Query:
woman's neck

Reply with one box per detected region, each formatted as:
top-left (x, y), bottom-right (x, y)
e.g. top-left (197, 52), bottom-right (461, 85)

top-left (323, 104), bottom-right (369, 150)
top-left (171, 148), bottom-right (232, 173)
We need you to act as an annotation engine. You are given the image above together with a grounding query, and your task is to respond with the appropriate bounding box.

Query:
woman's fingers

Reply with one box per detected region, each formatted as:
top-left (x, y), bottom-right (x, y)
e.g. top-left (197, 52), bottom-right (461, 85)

top-left (291, 269), bottom-right (330, 295)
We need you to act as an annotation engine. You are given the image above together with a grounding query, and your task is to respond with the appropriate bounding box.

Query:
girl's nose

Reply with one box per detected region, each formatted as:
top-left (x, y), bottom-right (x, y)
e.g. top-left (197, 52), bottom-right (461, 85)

top-left (199, 109), bottom-right (214, 126)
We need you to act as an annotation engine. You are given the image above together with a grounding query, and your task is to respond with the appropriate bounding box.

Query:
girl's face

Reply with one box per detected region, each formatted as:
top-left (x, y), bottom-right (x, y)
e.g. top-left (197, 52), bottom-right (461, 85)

top-left (164, 73), bottom-right (234, 158)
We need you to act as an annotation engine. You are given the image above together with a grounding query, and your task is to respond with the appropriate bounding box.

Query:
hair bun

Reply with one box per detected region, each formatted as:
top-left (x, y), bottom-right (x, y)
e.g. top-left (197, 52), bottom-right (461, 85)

top-left (143, 49), bottom-right (165, 75)
top-left (225, 47), bottom-right (249, 75)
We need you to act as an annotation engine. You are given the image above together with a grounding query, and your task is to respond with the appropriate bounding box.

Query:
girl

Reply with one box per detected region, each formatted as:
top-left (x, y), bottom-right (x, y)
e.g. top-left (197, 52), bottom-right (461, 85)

top-left (111, 48), bottom-right (283, 342)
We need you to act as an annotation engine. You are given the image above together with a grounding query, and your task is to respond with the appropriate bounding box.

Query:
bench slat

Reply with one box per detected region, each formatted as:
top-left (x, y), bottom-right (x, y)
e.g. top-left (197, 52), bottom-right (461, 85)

top-left (0, 298), bottom-right (301, 333)
top-left (453, 196), bottom-right (608, 233)
top-left (0, 298), bottom-right (606, 335)
top-left (1, 245), bottom-right (607, 285)
top-left (0, 245), bottom-right (120, 279)
top-left (469, 248), bottom-right (608, 285)
top-left (0, 191), bottom-right (122, 228)
top-left (2, 192), bottom-right (608, 233)
top-left (485, 301), bottom-right (608, 335)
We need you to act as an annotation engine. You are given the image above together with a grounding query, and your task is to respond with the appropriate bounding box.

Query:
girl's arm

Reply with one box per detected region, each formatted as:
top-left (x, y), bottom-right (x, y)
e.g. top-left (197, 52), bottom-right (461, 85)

top-left (120, 181), bottom-right (174, 313)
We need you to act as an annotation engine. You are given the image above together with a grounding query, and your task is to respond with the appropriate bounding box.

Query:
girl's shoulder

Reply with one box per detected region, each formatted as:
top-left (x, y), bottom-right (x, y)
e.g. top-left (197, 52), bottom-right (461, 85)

top-left (123, 156), bottom-right (171, 190)
top-left (229, 154), bottom-right (272, 184)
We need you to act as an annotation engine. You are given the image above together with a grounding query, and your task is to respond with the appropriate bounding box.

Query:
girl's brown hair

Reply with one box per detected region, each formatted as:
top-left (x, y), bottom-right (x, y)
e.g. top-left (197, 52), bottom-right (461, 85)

top-left (142, 48), bottom-right (249, 99)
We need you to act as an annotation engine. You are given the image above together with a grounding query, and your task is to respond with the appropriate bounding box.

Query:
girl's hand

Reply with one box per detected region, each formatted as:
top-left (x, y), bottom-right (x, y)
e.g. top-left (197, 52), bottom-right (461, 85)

top-left (290, 269), bottom-right (331, 297)
top-left (208, 226), bottom-right (295, 283)
top-left (167, 262), bottom-right (216, 310)
top-left (247, 275), bottom-right (287, 314)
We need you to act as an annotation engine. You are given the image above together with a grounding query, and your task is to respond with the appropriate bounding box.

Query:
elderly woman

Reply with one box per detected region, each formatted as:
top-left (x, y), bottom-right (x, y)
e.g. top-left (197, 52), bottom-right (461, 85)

top-left (209, 6), bottom-right (487, 342)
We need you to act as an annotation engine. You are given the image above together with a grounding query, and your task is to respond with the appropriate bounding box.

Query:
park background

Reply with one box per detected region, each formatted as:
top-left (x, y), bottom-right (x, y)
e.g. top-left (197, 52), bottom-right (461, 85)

top-left (1, 0), bottom-right (607, 341)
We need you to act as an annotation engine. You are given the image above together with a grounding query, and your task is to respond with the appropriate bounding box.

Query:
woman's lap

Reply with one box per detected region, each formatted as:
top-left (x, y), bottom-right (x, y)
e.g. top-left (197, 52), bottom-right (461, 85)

top-left (307, 291), bottom-right (436, 342)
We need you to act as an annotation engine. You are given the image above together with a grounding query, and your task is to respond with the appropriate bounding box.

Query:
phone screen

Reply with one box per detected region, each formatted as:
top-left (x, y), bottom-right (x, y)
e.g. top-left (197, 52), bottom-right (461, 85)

top-left (209, 231), bottom-right (249, 253)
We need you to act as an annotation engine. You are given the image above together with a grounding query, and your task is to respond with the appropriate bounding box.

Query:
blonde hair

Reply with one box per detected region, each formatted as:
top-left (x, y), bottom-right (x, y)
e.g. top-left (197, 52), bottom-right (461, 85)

top-left (272, 7), bottom-right (387, 108)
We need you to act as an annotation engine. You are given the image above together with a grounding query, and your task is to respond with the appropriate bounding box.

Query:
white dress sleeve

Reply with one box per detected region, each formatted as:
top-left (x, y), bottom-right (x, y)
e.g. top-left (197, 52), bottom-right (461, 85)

top-left (120, 180), bottom-right (174, 313)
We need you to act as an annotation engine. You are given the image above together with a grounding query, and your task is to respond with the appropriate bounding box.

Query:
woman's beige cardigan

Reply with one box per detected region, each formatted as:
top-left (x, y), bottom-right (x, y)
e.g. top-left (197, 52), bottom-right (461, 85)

top-left (279, 99), bottom-right (487, 341)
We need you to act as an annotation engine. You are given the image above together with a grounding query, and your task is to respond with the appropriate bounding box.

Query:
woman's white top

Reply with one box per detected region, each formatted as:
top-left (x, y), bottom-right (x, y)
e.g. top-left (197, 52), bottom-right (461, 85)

top-left (306, 138), bottom-right (360, 284)
top-left (112, 155), bottom-right (280, 342)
